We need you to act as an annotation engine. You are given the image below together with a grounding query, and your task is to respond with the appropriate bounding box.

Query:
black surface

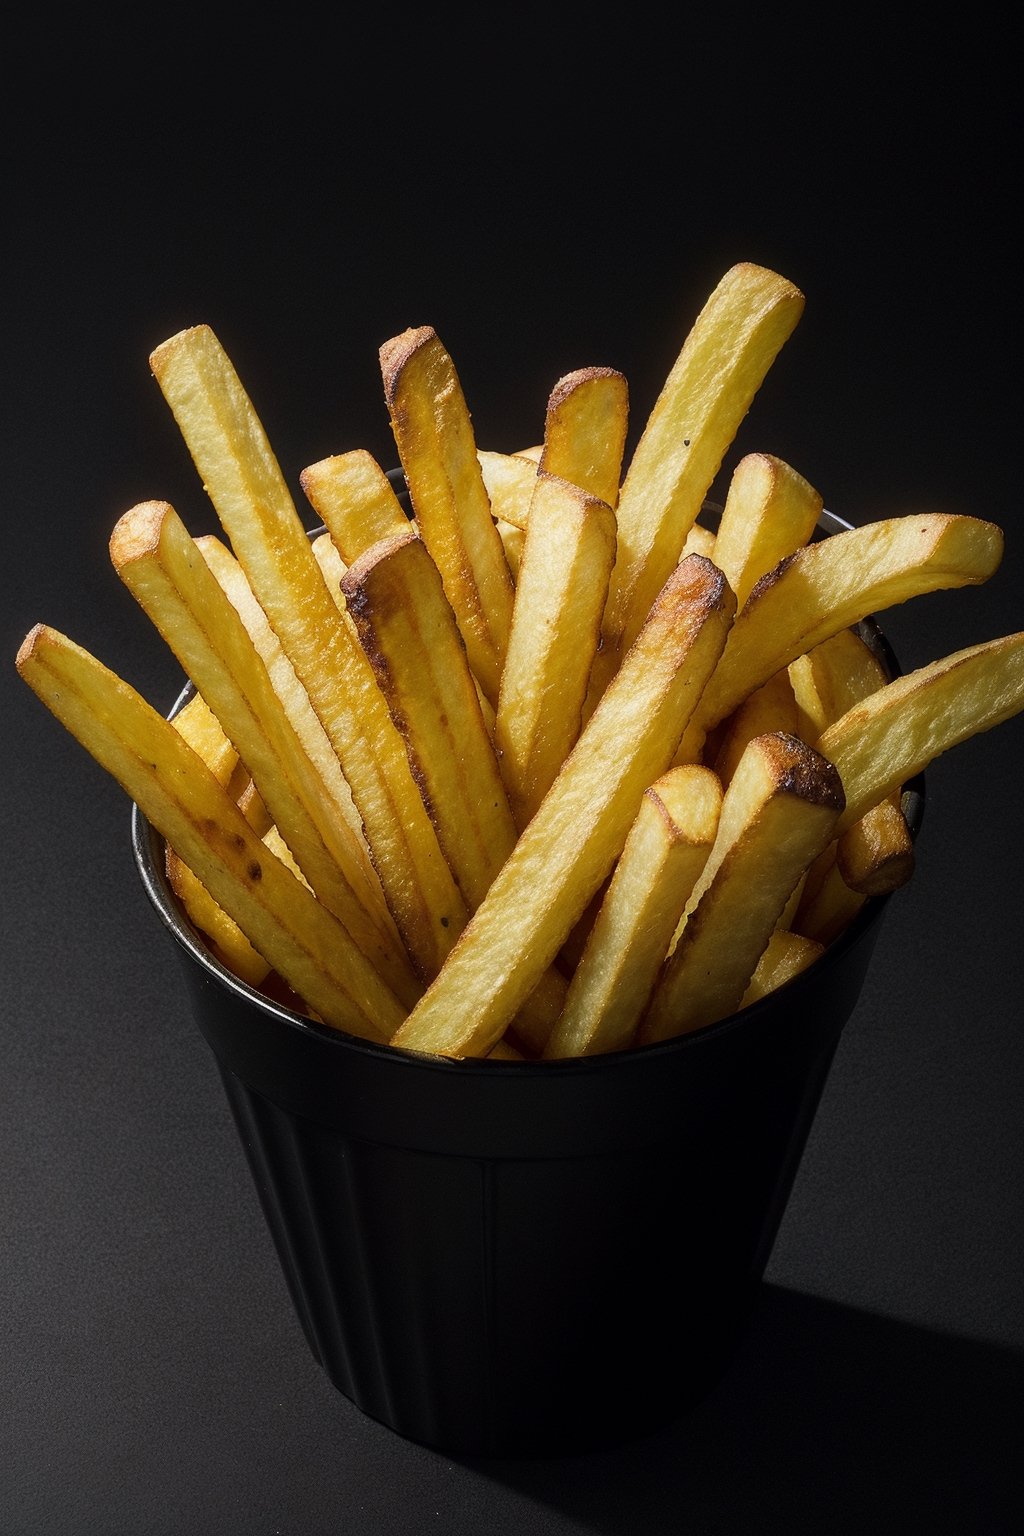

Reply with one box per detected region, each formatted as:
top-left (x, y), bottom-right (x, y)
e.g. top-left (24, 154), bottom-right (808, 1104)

top-left (3, 31), bottom-right (1022, 1535)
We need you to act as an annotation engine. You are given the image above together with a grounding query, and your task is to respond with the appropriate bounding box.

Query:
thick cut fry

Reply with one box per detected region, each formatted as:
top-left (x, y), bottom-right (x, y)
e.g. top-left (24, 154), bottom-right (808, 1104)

top-left (794, 860), bottom-right (868, 947)
top-left (586, 263), bottom-right (805, 709)
top-left (300, 449), bottom-right (411, 564)
top-left (835, 798), bottom-right (915, 895)
top-left (543, 764), bottom-right (722, 1059)
top-left (150, 324), bottom-right (465, 981)
top-left (476, 449), bottom-right (538, 531)
top-left (390, 555), bottom-right (735, 1058)
top-left (639, 733), bottom-right (845, 1044)
top-left (341, 530), bottom-right (517, 912)
top-left (680, 521), bottom-right (717, 561)
top-left (380, 327), bottom-right (515, 707)
top-left (740, 929), bottom-right (824, 1007)
top-left (110, 501), bottom-right (422, 1008)
top-left (789, 625), bottom-right (890, 740)
top-left (493, 473), bottom-right (618, 829)
top-left (816, 632), bottom-right (1024, 835)
top-left (678, 511), bottom-right (1004, 757)
top-left (171, 692), bottom-right (238, 782)
top-left (712, 667), bottom-right (799, 784)
top-left (538, 367), bottom-right (629, 509)
top-left (710, 453), bottom-right (824, 607)
top-left (16, 625), bottom-right (408, 1042)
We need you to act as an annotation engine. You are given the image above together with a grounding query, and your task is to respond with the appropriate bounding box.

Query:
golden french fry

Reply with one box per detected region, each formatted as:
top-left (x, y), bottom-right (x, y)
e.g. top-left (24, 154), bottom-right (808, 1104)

top-left (477, 449), bottom-right (538, 531)
top-left (711, 667), bottom-right (799, 784)
top-left (710, 453), bottom-right (823, 607)
top-left (493, 473), bottom-right (617, 829)
top-left (150, 324), bottom-right (464, 981)
top-left (739, 929), bottom-right (824, 1007)
top-left (380, 326), bottom-right (515, 707)
top-left (171, 691), bottom-right (238, 782)
top-left (817, 632), bottom-right (1024, 834)
top-left (496, 518), bottom-right (526, 577)
top-left (789, 625), bottom-right (890, 739)
top-left (16, 625), bottom-right (408, 1042)
top-left (586, 263), bottom-right (805, 709)
top-left (300, 449), bottom-right (411, 563)
top-left (835, 797), bottom-right (915, 896)
top-left (390, 554), bottom-right (735, 1058)
top-left (165, 846), bottom-right (271, 988)
top-left (310, 530), bottom-right (348, 594)
top-left (793, 859), bottom-right (868, 947)
top-left (341, 530), bottom-right (516, 912)
top-left (639, 732), bottom-right (845, 1044)
top-left (538, 366), bottom-right (629, 509)
top-left (543, 764), bottom-right (722, 1059)
top-left (110, 500), bottom-right (422, 1008)
top-left (680, 511), bottom-right (1004, 756)
top-left (680, 521), bottom-right (717, 561)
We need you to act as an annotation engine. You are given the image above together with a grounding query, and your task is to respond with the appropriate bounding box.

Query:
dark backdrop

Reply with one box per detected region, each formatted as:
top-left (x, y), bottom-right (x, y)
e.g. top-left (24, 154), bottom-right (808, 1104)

top-left (3, 26), bottom-right (1021, 1536)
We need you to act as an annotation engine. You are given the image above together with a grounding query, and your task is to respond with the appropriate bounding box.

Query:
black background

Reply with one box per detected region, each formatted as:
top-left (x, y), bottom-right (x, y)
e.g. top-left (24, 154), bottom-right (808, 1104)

top-left (3, 25), bottom-right (1022, 1535)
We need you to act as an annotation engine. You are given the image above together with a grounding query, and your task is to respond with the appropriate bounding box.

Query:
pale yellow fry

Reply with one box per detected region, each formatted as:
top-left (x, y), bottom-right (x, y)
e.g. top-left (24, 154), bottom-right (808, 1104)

top-left (494, 473), bottom-right (618, 829)
top-left (538, 366), bottom-right (629, 509)
top-left (680, 511), bottom-right (1004, 754)
top-left (16, 625), bottom-right (407, 1042)
top-left (740, 929), bottom-right (824, 1008)
top-left (150, 324), bottom-right (464, 981)
top-left (496, 518), bottom-right (526, 578)
top-left (517, 444), bottom-right (544, 462)
top-left (310, 530), bottom-right (348, 595)
top-left (712, 667), bottom-right (799, 785)
top-left (836, 798), bottom-right (915, 896)
top-left (477, 449), bottom-right (538, 531)
top-left (110, 501), bottom-right (422, 1009)
top-left (639, 732), bottom-right (845, 1044)
top-left (789, 625), bottom-right (890, 739)
top-left (390, 555), bottom-right (735, 1059)
top-left (817, 632), bottom-right (1024, 835)
top-left (380, 326), bottom-right (515, 707)
top-left (341, 530), bottom-right (515, 913)
top-left (300, 449), bottom-right (411, 563)
top-left (543, 764), bottom-right (722, 1059)
top-left (587, 262), bottom-right (804, 707)
top-left (710, 453), bottom-right (823, 607)
top-left (680, 522), bottom-right (717, 560)
top-left (171, 692), bottom-right (238, 783)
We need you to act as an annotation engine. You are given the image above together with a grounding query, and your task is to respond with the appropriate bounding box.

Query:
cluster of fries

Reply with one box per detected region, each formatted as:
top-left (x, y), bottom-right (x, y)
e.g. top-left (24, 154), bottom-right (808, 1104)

top-left (16, 262), bottom-right (1024, 1060)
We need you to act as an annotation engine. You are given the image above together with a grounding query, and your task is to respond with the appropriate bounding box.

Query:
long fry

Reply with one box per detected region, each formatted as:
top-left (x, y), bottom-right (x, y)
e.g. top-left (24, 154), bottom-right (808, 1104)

top-left (16, 625), bottom-right (408, 1042)
top-left (300, 449), bottom-right (411, 563)
top-left (390, 555), bottom-right (735, 1058)
top-left (538, 366), bottom-right (629, 509)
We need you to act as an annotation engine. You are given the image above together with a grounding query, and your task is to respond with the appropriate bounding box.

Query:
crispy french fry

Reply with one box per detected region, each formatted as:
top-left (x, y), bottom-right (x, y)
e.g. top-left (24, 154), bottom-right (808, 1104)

top-left (710, 452), bottom-right (823, 607)
top-left (390, 554), bottom-right (735, 1058)
top-left (300, 449), bottom-right (411, 563)
top-left (739, 929), bottom-right (824, 1007)
top-left (835, 798), bottom-right (915, 895)
top-left (341, 529), bottom-right (517, 912)
top-left (16, 625), bottom-right (408, 1042)
top-left (538, 366), bottom-right (629, 509)
top-left (712, 667), bottom-right (799, 785)
top-left (678, 511), bottom-right (1004, 758)
top-left (639, 732), bottom-right (845, 1044)
top-left (477, 449), bottom-right (538, 531)
top-left (789, 625), bottom-right (890, 739)
top-left (586, 263), bottom-right (805, 710)
top-left (150, 324), bottom-right (465, 981)
top-left (817, 632), bottom-right (1024, 834)
top-left (380, 326), bottom-right (515, 707)
top-left (493, 473), bottom-right (617, 829)
top-left (543, 764), bottom-right (722, 1059)
top-left (110, 500), bottom-right (422, 1008)
top-left (680, 521), bottom-right (717, 561)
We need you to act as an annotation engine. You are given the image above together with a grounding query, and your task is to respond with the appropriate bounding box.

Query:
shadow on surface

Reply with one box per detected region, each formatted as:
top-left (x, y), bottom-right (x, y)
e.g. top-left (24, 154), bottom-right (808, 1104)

top-left (464, 1282), bottom-right (1023, 1535)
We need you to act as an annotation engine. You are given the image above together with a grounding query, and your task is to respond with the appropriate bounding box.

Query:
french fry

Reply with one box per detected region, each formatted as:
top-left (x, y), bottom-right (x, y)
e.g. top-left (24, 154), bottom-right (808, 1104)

top-left (739, 929), bottom-right (824, 1007)
top-left (477, 449), bottom-right (538, 531)
top-left (710, 452), bottom-right (824, 608)
top-left (171, 691), bottom-right (238, 783)
top-left (711, 667), bottom-right (800, 785)
top-left (680, 521), bottom-right (717, 561)
top-left (493, 473), bottom-right (617, 829)
top-left (817, 632), bottom-right (1024, 835)
top-left (15, 625), bottom-right (408, 1043)
top-left (109, 500), bottom-right (422, 1009)
top-left (380, 326), bottom-right (515, 708)
top-left (585, 263), bottom-right (805, 711)
top-left (310, 530), bottom-right (348, 594)
top-left (340, 529), bottom-right (517, 912)
top-left (543, 764), bottom-right (722, 1059)
top-left (390, 555), bottom-right (735, 1058)
top-left (538, 366), bottom-right (629, 509)
top-left (835, 798), bottom-right (915, 896)
top-left (638, 732), bottom-right (845, 1044)
top-left (793, 859), bottom-right (868, 947)
top-left (496, 518), bottom-right (526, 577)
top-left (300, 449), bottom-right (411, 563)
top-left (677, 511), bottom-right (1004, 759)
top-left (150, 324), bottom-right (465, 981)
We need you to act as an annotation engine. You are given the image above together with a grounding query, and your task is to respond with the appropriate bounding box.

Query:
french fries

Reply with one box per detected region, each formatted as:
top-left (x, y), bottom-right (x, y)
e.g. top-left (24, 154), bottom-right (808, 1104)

top-left (15, 260), bottom-right (1024, 1065)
